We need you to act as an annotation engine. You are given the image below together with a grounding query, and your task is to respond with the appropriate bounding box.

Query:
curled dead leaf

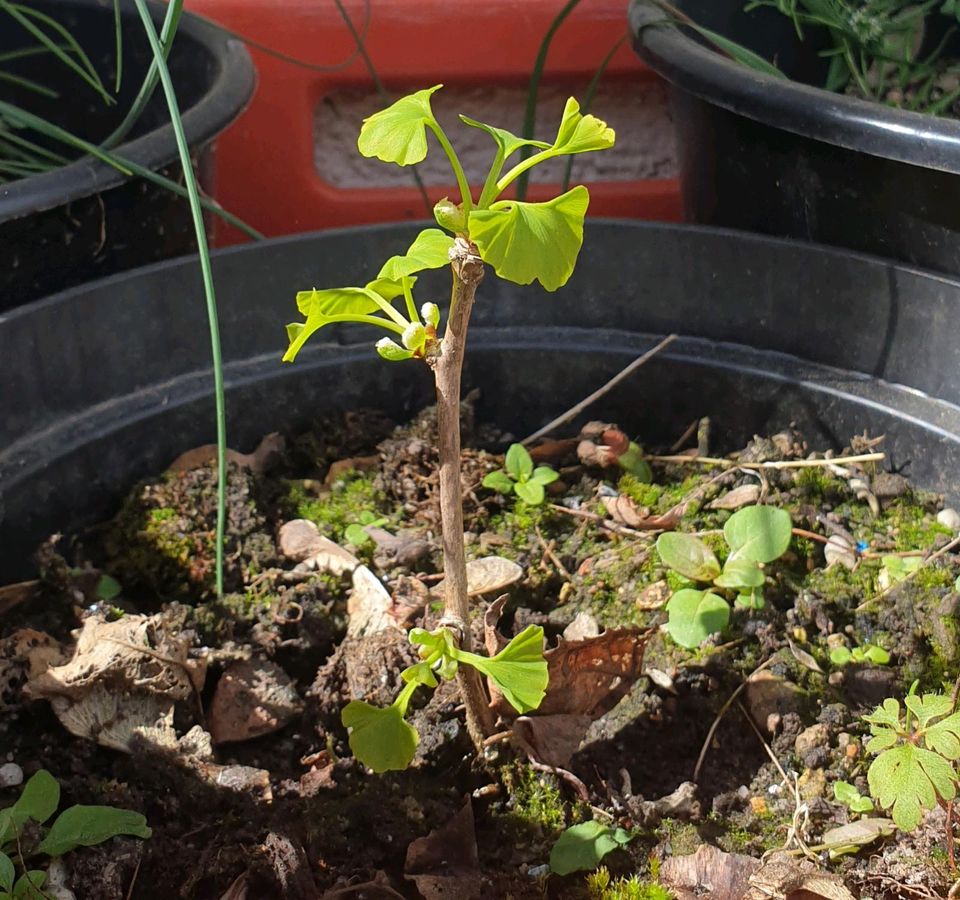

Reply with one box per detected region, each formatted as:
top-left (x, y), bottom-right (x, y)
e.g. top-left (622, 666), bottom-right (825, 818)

top-left (279, 519), bottom-right (359, 575)
top-left (208, 659), bottom-right (302, 744)
top-left (404, 800), bottom-right (480, 900)
top-left (661, 843), bottom-right (759, 900)
top-left (708, 483), bottom-right (761, 510)
top-left (168, 432), bottom-right (284, 474)
top-left (602, 494), bottom-right (681, 531)
top-left (745, 855), bottom-right (858, 900)
top-left (346, 566), bottom-right (398, 639)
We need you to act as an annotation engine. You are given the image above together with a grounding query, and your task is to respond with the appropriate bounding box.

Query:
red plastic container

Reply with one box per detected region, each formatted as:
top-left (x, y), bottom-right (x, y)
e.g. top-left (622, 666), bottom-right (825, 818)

top-left (186, 0), bottom-right (681, 244)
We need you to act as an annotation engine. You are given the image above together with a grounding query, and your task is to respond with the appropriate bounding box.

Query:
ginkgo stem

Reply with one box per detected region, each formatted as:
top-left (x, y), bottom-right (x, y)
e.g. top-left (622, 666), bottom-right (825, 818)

top-left (430, 237), bottom-right (495, 749)
top-left (428, 122), bottom-right (473, 213)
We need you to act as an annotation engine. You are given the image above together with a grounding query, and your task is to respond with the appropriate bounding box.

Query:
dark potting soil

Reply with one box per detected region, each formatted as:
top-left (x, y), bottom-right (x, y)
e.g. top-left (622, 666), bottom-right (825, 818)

top-left (1, 403), bottom-right (958, 899)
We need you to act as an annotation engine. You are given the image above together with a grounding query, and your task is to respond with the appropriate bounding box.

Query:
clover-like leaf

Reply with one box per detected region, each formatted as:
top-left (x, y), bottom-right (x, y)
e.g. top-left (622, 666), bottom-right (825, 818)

top-left (724, 505), bottom-right (792, 563)
top-left (549, 820), bottom-right (631, 876)
top-left (0, 853), bottom-right (12, 893)
top-left (656, 532), bottom-right (721, 582)
top-left (36, 806), bottom-right (151, 857)
top-left (378, 228), bottom-right (454, 280)
top-left (514, 480), bottom-right (545, 506)
top-left (714, 557), bottom-right (764, 590)
top-left (456, 624), bottom-right (548, 714)
top-left (867, 742), bottom-right (958, 831)
top-left (482, 470), bottom-right (515, 495)
top-left (505, 443), bottom-right (534, 480)
top-left (358, 85), bottom-right (442, 166)
top-left (344, 523), bottom-right (372, 547)
top-left (665, 589), bottom-right (730, 649)
top-left (530, 466), bottom-right (559, 487)
top-left (551, 97), bottom-right (616, 156)
top-left (341, 700), bottom-right (420, 773)
top-left (469, 186), bottom-right (589, 291)
top-left (459, 115), bottom-right (550, 160)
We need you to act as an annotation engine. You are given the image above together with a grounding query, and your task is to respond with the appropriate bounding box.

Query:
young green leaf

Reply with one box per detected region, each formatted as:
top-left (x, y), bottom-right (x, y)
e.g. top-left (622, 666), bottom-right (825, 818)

top-left (375, 338), bottom-right (415, 362)
top-left (482, 470), bottom-right (515, 495)
top-left (12, 770), bottom-right (59, 826)
top-left (344, 523), bottom-right (372, 547)
top-left (665, 589), bottom-right (730, 649)
top-left (865, 697), bottom-right (903, 733)
top-left (341, 700), bottom-right (420, 773)
top-left (714, 557), bottom-right (764, 589)
top-left (377, 228), bottom-right (455, 280)
top-left (734, 587), bottom-right (765, 610)
top-left (94, 573), bottom-right (122, 602)
top-left (469, 186), bottom-right (589, 291)
top-left (905, 693), bottom-right (954, 731)
top-left (830, 646), bottom-right (854, 666)
top-left (549, 820), bottom-right (632, 876)
top-left (724, 505), bottom-right (792, 564)
top-left (456, 624), bottom-right (548, 714)
top-left (551, 98), bottom-right (616, 156)
top-left (867, 743), bottom-right (958, 831)
top-left (530, 466), bottom-right (559, 487)
top-left (358, 85), bottom-right (442, 166)
top-left (616, 443), bottom-right (652, 481)
top-left (514, 480), bottom-right (545, 506)
top-left (459, 115), bottom-right (550, 159)
top-left (505, 443), bottom-right (534, 481)
top-left (833, 781), bottom-right (875, 814)
top-left (401, 662), bottom-right (439, 689)
top-left (863, 645), bottom-right (891, 666)
top-left (656, 532), bottom-right (721, 582)
top-left (687, 23), bottom-right (787, 78)
top-left (36, 806), bottom-right (152, 857)
top-left (0, 853), bottom-right (12, 893)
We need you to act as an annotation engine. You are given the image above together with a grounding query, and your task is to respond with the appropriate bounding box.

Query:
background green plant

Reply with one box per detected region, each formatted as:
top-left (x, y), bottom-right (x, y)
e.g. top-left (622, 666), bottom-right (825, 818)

top-left (483, 443), bottom-right (559, 506)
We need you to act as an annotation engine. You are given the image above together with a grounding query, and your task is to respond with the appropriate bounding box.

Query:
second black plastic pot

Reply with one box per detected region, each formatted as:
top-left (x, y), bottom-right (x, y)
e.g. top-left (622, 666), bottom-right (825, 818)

top-left (631, 0), bottom-right (960, 275)
top-left (4, 221), bottom-right (960, 580)
top-left (0, 0), bottom-right (254, 309)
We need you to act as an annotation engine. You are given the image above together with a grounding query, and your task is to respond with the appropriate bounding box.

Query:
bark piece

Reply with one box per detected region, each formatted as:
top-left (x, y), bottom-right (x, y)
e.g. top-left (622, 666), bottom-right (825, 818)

top-left (661, 843), bottom-right (759, 900)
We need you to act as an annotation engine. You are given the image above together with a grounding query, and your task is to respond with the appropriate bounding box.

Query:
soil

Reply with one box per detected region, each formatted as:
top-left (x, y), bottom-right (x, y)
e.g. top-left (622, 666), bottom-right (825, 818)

top-left (2, 402), bottom-right (959, 899)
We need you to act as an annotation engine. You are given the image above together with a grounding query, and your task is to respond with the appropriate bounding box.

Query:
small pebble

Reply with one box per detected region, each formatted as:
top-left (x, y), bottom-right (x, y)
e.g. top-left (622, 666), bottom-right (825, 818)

top-left (0, 762), bottom-right (23, 787)
top-left (938, 508), bottom-right (960, 532)
top-left (526, 865), bottom-right (550, 879)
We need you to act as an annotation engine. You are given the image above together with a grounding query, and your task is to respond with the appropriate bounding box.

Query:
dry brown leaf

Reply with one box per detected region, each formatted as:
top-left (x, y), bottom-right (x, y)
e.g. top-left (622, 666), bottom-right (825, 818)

top-left (404, 800), bottom-right (480, 900)
top-left (168, 432), bottom-right (284, 474)
top-left (279, 519), bottom-right (359, 575)
top-left (708, 484), bottom-right (761, 510)
top-left (661, 843), bottom-right (760, 900)
top-left (324, 454), bottom-right (380, 486)
top-left (602, 494), bottom-right (681, 531)
top-left (208, 659), bottom-right (302, 744)
top-left (433, 557), bottom-right (523, 599)
top-left (745, 855), bottom-right (857, 900)
top-left (529, 438), bottom-right (578, 465)
top-left (387, 575), bottom-right (431, 628)
top-left (512, 714), bottom-right (592, 769)
top-left (0, 628), bottom-right (66, 710)
top-left (218, 872), bottom-right (249, 900)
top-left (786, 638), bottom-right (824, 674)
top-left (0, 580), bottom-right (39, 616)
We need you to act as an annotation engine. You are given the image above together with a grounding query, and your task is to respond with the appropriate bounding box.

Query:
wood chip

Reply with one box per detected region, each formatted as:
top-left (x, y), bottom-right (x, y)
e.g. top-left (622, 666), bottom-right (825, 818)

top-left (708, 484), bottom-right (761, 510)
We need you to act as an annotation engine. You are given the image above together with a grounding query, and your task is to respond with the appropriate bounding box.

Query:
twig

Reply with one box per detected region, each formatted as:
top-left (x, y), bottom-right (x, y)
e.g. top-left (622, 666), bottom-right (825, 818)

top-left (648, 452), bottom-right (885, 470)
top-left (547, 502), bottom-right (655, 538)
top-left (856, 534), bottom-right (960, 611)
top-left (125, 854), bottom-right (143, 900)
top-left (692, 655), bottom-right (777, 783)
top-left (535, 524), bottom-right (572, 580)
top-left (521, 334), bottom-right (677, 445)
top-left (670, 418), bottom-right (699, 452)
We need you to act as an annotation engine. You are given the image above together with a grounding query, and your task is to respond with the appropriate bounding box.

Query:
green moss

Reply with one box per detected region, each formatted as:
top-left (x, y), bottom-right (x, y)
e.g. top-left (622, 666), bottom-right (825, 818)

top-left (665, 570), bottom-right (695, 592)
top-left (586, 868), bottom-right (674, 900)
top-left (883, 499), bottom-right (952, 552)
top-left (913, 565), bottom-right (955, 591)
top-left (191, 591), bottom-right (274, 640)
top-left (618, 475), bottom-right (664, 509)
top-left (804, 561), bottom-right (878, 607)
top-left (795, 467), bottom-right (847, 499)
top-left (502, 764), bottom-right (570, 839)
top-left (285, 470), bottom-right (391, 542)
top-left (656, 819), bottom-right (701, 856)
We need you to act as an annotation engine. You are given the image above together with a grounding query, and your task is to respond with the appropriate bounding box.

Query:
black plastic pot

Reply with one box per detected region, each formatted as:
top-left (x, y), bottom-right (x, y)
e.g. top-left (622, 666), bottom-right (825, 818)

top-left (630, 0), bottom-right (960, 275)
top-left (0, 0), bottom-right (254, 308)
top-left (4, 221), bottom-right (960, 580)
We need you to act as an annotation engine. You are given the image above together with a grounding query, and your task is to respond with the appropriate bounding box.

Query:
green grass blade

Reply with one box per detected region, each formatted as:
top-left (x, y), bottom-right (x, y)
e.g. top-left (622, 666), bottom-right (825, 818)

top-left (113, 0), bottom-right (123, 93)
top-left (0, 70), bottom-right (59, 98)
top-left (516, 0), bottom-right (583, 202)
top-left (685, 23), bottom-right (786, 77)
top-left (132, 0), bottom-right (227, 597)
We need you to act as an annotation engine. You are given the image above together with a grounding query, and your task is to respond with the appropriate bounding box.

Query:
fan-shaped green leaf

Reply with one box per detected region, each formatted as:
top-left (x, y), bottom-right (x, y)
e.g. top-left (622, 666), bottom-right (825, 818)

top-left (656, 532), bottom-right (721, 581)
top-left (469, 186), bottom-right (589, 291)
top-left (665, 590), bottom-right (729, 649)
top-left (377, 229), bottom-right (454, 280)
top-left (724, 506), bottom-right (792, 563)
top-left (358, 85), bottom-right (442, 166)
top-left (341, 700), bottom-right (419, 773)
top-left (549, 820), bottom-right (632, 876)
top-left (457, 625), bottom-right (548, 714)
top-left (551, 97), bottom-right (616, 155)
top-left (867, 743), bottom-right (958, 831)
top-left (460, 115), bottom-right (550, 158)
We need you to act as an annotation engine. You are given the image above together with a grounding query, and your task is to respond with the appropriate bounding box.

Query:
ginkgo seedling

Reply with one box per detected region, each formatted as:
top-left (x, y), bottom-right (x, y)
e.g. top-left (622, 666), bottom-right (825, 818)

top-left (281, 87), bottom-right (615, 769)
top-left (656, 505), bottom-right (792, 648)
top-left (864, 690), bottom-right (960, 837)
top-left (483, 443), bottom-right (559, 506)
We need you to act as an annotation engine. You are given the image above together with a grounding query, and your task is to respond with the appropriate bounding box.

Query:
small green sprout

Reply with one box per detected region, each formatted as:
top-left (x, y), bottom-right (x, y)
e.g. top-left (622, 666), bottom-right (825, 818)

top-left (863, 689), bottom-right (960, 832)
top-left (282, 86), bottom-right (614, 768)
top-left (833, 781), bottom-right (875, 816)
top-left (656, 505), bottom-right (792, 648)
top-left (549, 820), bottom-right (633, 876)
top-left (0, 770), bottom-right (150, 899)
top-left (482, 443), bottom-right (559, 506)
top-left (343, 510), bottom-right (389, 547)
top-left (830, 643), bottom-right (891, 667)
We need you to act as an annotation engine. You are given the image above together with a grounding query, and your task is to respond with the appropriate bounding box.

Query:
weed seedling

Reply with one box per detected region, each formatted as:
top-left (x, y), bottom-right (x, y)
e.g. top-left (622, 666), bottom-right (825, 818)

top-left (343, 511), bottom-right (389, 548)
top-left (656, 505), bottom-right (792, 648)
top-left (0, 770), bottom-right (150, 899)
top-left (830, 643), bottom-right (891, 667)
top-left (282, 86), bottom-right (615, 769)
top-left (832, 780), bottom-right (875, 816)
top-left (483, 443), bottom-right (559, 506)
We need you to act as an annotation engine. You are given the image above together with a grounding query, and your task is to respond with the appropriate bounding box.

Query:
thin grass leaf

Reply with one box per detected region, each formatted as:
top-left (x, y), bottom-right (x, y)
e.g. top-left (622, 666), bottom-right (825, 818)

top-left (112, 0), bottom-right (122, 93)
top-left (687, 22), bottom-right (786, 77)
top-left (132, 0), bottom-right (228, 598)
top-left (0, 0), bottom-right (113, 103)
top-left (0, 70), bottom-right (59, 99)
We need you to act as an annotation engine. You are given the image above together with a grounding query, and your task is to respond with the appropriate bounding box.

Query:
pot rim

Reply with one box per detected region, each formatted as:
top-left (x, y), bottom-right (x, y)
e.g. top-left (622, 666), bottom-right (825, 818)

top-left (630, 0), bottom-right (960, 175)
top-left (0, 0), bottom-right (255, 223)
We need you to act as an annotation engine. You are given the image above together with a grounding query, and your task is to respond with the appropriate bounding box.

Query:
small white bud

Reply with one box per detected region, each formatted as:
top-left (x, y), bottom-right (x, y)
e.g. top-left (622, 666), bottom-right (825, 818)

top-left (421, 302), bottom-right (440, 328)
top-left (401, 322), bottom-right (426, 351)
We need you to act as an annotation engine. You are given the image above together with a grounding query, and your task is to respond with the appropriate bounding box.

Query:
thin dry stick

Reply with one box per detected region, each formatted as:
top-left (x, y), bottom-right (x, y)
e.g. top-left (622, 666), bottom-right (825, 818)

top-left (692, 655), bottom-right (777, 783)
top-left (430, 237), bottom-right (496, 748)
top-left (520, 334), bottom-right (678, 446)
top-left (857, 533), bottom-right (960, 611)
top-left (547, 502), bottom-right (655, 538)
top-left (535, 524), bottom-right (572, 580)
top-left (648, 452), bottom-right (885, 470)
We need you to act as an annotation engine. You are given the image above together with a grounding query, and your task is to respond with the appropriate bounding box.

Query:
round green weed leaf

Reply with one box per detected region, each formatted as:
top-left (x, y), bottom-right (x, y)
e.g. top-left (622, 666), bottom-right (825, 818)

top-left (549, 820), bottom-right (631, 876)
top-left (724, 505), bottom-right (792, 563)
top-left (482, 470), bottom-right (515, 494)
top-left (714, 558), bottom-right (764, 589)
top-left (342, 701), bottom-right (419, 773)
top-left (505, 443), bottom-right (534, 480)
top-left (514, 480), bottom-right (545, 506)
top-left (657, 532), bottom-right (721, 581)
top-left (665, 590), bottom-right (730, 649)
top-left (531, 466), bottom-right (559, 486)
